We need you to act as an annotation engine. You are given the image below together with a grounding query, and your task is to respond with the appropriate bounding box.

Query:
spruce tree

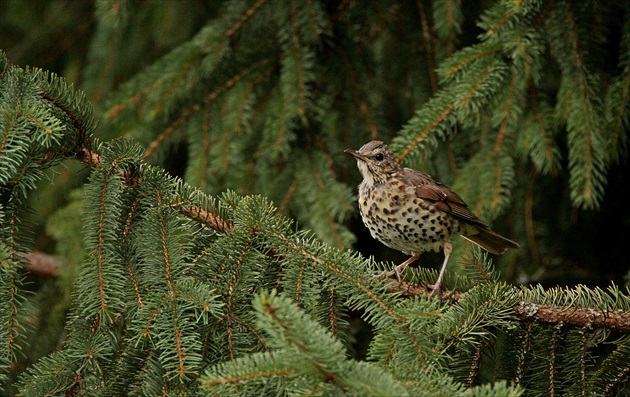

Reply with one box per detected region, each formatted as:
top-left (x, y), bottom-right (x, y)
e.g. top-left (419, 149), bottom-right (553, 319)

top-left (1, 1), bottom-right (630, 395)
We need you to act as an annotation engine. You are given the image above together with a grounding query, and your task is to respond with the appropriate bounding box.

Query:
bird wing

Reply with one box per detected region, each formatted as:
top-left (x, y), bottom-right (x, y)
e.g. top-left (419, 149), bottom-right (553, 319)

top-left (399, 168), bottom-right (488, 228)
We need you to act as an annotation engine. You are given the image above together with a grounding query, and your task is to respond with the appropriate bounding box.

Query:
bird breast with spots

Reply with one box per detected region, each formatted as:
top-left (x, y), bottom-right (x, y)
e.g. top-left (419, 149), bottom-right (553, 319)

top-left (358, 180), bottom-right (460, 255)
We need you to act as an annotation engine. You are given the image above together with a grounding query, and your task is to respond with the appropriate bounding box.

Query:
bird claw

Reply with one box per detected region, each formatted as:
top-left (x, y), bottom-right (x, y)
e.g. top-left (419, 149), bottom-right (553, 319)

top-left (373, 269), bottom-right (403, 282)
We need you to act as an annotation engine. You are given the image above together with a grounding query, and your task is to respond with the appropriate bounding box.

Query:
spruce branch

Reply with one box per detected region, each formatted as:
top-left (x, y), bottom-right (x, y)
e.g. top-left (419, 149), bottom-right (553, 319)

top-left (548, 326), bottom-right (559, 395)
top-left (513, 303), bottom-right (630, 332)
top-left (25, 127), bottom-right (630, 340)
top-left (287, 0), bottom-right (307, 119)
top-left (74, 145), bottom-right (235, 234)
top-left (267, 231), bottom-right (425, 363)
top-left (467, 340), bottom-right (484, 388)
top-left (494, 68), bottom-right (518, 154)
top-left (104, 78), bottom-right (161, 119)
top-left (386, 279), bottom-right (630, 332)
top-left (225, 0), bottom-right (269, 38)
top-left (203, 291), bottom-right (409, 396)
top-left (416, 0), bottom-right (438, 93)
top-left (549, 1), bottom-right (608, 209)
top-left (4, 0), bottom-right (630, 393)
top-left (394, 58), bottom-right (508, 164)
top-left (395, 98), bottom-right (456, 163)
top-left (336, 47), bottom-right (379, 140)
top-left (143, 58), bottom-right (273, 159)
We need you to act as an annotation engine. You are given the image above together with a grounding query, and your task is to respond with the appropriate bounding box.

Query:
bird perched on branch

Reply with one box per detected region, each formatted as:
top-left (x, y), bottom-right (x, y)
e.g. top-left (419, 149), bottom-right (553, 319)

top-left (345, 140), bottom-right (519, 296)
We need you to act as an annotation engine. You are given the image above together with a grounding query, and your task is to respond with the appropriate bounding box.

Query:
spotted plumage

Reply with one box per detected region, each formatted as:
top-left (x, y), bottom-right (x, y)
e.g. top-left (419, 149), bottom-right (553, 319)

top-left (345, 140), bottom-right (519, 296)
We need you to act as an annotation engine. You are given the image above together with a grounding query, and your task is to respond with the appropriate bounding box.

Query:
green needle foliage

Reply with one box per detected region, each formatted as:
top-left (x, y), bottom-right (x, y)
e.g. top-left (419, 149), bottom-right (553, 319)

top-left (201, 290), bottom-right (409, 396)
top-left (2, 0), bottom-right (630, 395)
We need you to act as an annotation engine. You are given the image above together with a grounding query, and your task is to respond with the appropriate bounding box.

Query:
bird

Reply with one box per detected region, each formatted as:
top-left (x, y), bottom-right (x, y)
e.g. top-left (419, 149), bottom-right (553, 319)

top-left (345, 140), bottom-right (519, 296)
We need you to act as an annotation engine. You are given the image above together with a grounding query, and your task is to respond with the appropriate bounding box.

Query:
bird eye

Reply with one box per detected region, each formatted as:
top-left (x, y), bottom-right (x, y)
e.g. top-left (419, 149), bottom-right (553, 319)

top-left (374, 153), bottom-right (384, 161)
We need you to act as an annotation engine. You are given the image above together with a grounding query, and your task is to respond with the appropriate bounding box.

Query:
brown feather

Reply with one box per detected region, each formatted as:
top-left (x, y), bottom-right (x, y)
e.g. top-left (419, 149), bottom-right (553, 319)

top-left (397, 168), bottom-right (487, 227)
top-left (397, 167), bottom-right (520, 254)
top-left (461, 227), bottom-right (520, 255)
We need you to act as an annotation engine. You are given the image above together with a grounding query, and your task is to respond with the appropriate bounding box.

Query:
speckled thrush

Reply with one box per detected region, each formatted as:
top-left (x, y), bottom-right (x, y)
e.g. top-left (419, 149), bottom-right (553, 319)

top-left (345, 140), bottom-right (519, 296)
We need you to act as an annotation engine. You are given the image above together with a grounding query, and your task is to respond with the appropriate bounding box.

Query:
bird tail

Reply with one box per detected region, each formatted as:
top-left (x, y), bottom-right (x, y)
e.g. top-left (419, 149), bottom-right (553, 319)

top-left (461, 227), bottom-right (520, 255)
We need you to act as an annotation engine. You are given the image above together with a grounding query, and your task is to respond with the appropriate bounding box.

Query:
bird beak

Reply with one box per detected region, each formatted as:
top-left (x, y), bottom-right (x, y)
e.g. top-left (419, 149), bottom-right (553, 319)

top-left (344, 149), bottom-right (366, 161)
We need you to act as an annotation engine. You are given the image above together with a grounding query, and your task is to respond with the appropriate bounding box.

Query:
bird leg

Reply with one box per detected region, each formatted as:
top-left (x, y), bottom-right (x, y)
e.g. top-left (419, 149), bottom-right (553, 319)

top-left (384, 253), bottom-right (420, 281)
top-left (430, 241), bottom-right (453, 297)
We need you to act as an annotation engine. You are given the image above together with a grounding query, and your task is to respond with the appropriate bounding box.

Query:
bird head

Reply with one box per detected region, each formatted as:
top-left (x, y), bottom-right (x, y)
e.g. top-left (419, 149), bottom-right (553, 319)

top-left (344, 141), bottom-right (400, 184)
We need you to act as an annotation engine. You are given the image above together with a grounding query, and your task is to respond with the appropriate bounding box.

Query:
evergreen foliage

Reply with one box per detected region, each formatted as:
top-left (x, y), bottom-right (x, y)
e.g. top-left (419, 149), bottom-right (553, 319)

top-left (2, 0), bottom-right (630, 395)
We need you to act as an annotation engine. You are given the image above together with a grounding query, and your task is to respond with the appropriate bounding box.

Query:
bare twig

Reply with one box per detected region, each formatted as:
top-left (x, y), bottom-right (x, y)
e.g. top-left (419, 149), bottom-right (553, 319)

top-left (513, 303), bottom-right (630, 332)
top-left (179, 205), bottom-right (234, 233)
top-left (22, 252), bottom-right (61, 277)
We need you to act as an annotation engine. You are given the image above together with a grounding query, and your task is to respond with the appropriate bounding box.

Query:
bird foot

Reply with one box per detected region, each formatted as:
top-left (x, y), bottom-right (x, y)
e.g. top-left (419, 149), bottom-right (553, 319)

top-left (373, 269), bottom-right (404, 282)
top-left (428, 282), bottom-right (442, 298)
top-left (394, 267), bottom-right (404, 282)
top-left (373, 270), bottom-right (390, 279)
